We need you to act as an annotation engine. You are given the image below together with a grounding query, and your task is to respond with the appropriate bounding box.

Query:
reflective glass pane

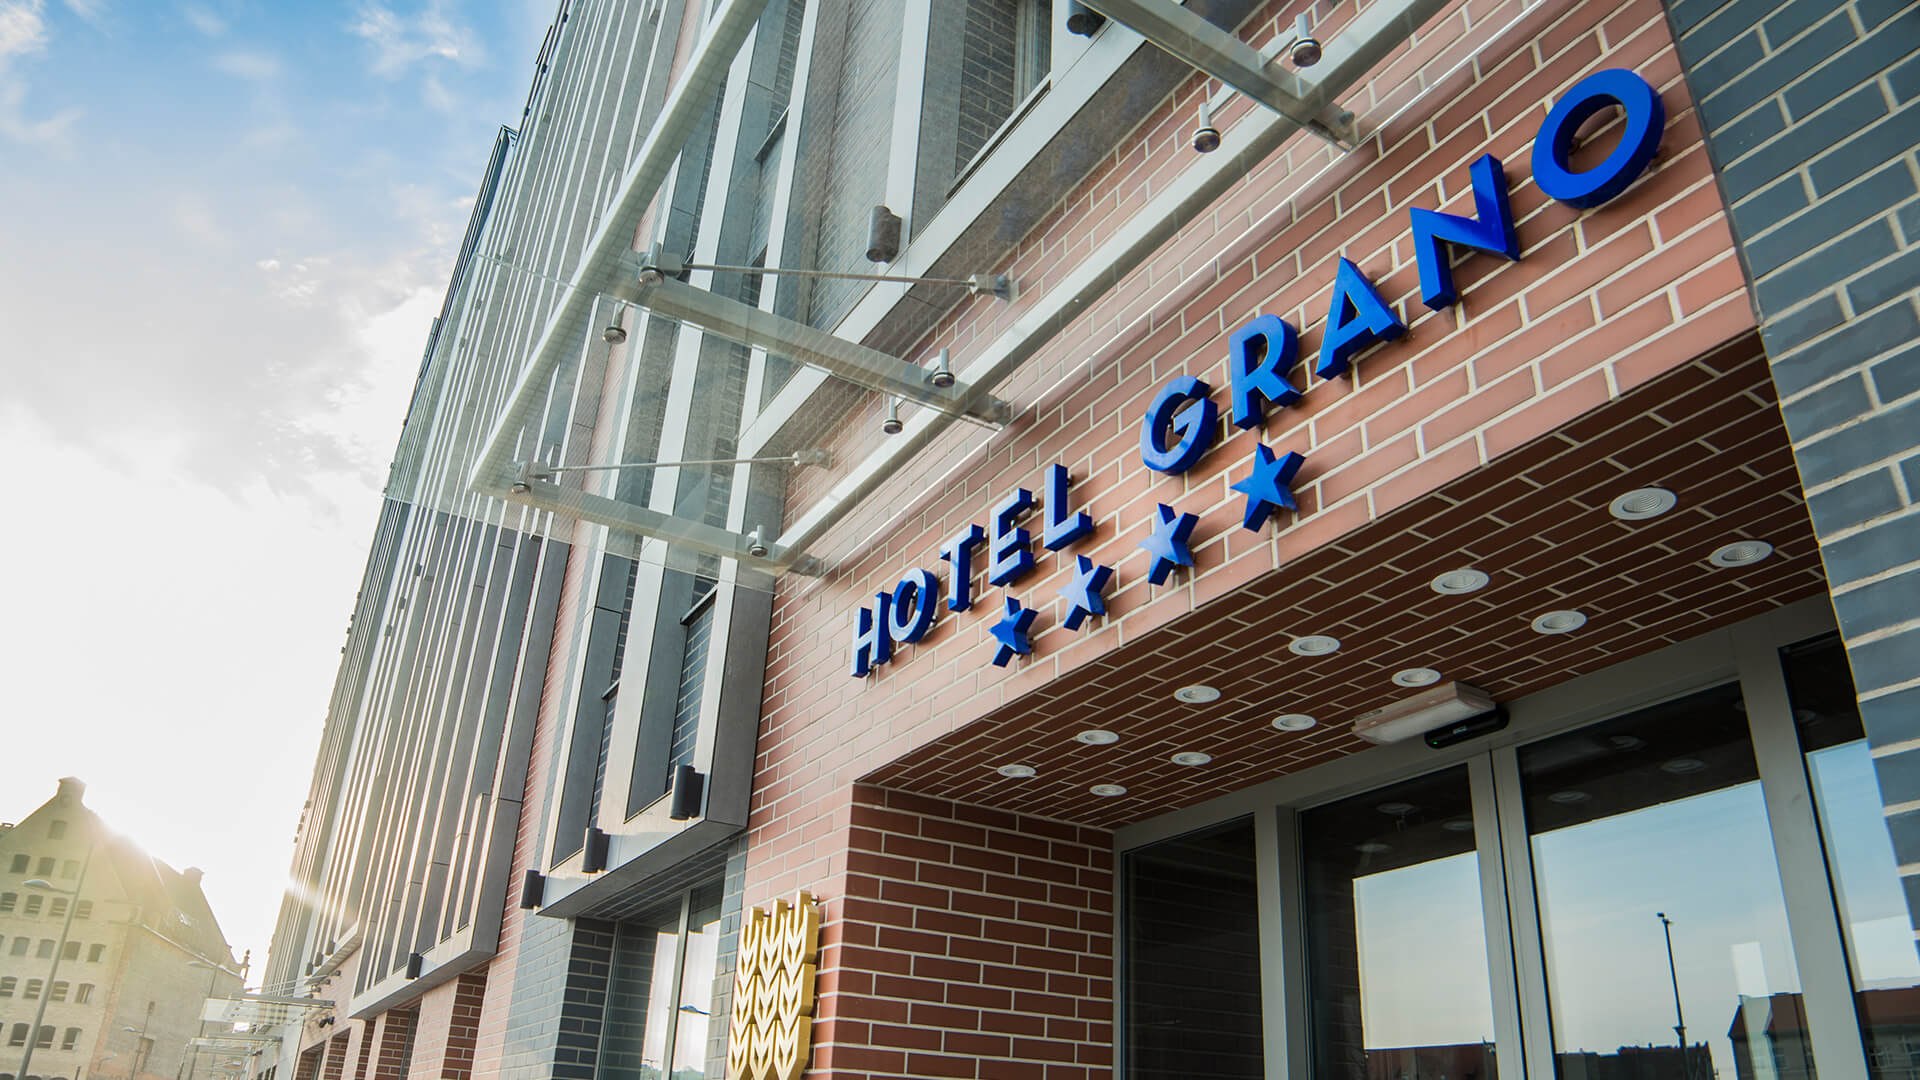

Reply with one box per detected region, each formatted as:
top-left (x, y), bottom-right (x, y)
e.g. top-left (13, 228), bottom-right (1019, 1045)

top-left (1519, 683), bottom-right (1809, 1080)
top-left (1125, 818), bottom-right (1263, 1080)
top-left (1303, 765), bottom-right (1498, 1080)
top-left (1784, 634), bottom-right (1920, 1080)
top-left (668, 884), bottom-right (725, 1080)
top-left (603, 910), bottom-right (683, 1080)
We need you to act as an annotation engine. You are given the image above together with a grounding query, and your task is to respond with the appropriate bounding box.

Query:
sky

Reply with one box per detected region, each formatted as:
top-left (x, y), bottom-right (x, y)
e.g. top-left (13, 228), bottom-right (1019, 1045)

top-left (0, 0), bottom-right (556, 977)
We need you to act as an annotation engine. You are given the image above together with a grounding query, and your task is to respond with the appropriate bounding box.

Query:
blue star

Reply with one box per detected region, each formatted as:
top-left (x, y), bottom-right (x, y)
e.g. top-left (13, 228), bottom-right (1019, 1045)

top-left (1057, 555), bottom-right (1114, 631)
top-left (1138, 503), bottom-right (1198, 586)
top-left (1230, 444), bottom-right (1306, 531)
top-left (989, 596), bottom-right (1038, 667)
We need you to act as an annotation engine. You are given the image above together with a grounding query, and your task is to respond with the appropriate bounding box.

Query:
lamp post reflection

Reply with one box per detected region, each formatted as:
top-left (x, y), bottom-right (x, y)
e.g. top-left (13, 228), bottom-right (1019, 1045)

top-left (1657, 911), bottom-right (1692, 1080)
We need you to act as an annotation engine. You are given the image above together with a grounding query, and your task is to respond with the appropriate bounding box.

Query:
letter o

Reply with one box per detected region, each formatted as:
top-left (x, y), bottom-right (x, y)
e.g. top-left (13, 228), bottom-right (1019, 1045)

top-left (1531, 68), bottom-right (1665, 210)
top-left (887, 569), bottom-right (938, 643)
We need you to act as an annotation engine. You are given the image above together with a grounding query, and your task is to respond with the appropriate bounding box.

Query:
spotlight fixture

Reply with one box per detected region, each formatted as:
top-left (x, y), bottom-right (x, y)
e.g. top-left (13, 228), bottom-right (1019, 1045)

top-left (1659, 757), bottom-right (1705, 775)
top-left (1064, 0), bottom-right (1106, 35)
top-left (996, 764), bottom-right (1038, 778)
top-left (1548, 790), bottom-right (1591, 805)
top-left (928, 348), bottom-right (956, 388)
top-left (865, 205), bottom-right (903, 263)
top-left (1431, 569), bottom-right (1490, 595)
top-left (1354, 681), bottom-right (1495, 744)
top-left (1531, 610), bottom-right (1588, 634)
top-left (1193, 100), bottom-right (1221, 153)
top-left (1074, 730), bottom-right (1120, 745)
top-left (1441, 818), bottom-right (1476, 833)
top-left (1392, 667), bottom-right (1443, 688)
top-left (1708, 540), bottom-right (1773, 567)
top-left (1271, 713), bottom-right (1317, 731)
top-left (1288, 12), bottom-right (1322, 66)
top-left (881, 397), bottom-right (904, 435)
top-left (1355, 841), bottom-right (1392, 854)
top-left (1289, 635), bottom-right (1341, 656)
top-left (1171, 751), bottom-right (1213, 766)
top-left (602, 322), bottom-right (629, 345)
top-left (1376, 801), bottom-right (1416, 815)
top-left (1609, 487), bottom-right (1677, 520)
top-left (1173, 684), bottom-right (1221, 704)
top-left (1091, 783), bottom-right (1128, 797)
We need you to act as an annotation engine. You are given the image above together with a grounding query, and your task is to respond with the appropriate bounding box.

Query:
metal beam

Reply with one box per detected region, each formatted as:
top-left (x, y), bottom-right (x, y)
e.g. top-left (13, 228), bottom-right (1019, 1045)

top-left (504, 481), bottom-right (819, 578)
top-left (1077, 0), bottom-right (1354, 144)
top-left (613, 276), bottom-right (1013, 424)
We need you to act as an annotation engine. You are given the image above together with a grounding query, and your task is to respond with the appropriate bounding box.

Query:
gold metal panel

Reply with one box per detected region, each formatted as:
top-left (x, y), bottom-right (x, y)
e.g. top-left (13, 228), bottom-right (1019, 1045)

top-left (726, 891), bottom-right (821, 1080)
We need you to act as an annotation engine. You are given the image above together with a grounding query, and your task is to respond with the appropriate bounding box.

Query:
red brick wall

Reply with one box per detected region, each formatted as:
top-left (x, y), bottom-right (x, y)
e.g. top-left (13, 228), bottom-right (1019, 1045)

top-left (370, 1010), bottom-right (416, 1080)
top-left (749, 0), bottom-right (1759, 1075)
top-left (809, 787), bottom-right (1113, 1080)
top-left (402, 972), bottom-right (487, 1080)
top-left (320, 1032), bottom-right (350, 1080)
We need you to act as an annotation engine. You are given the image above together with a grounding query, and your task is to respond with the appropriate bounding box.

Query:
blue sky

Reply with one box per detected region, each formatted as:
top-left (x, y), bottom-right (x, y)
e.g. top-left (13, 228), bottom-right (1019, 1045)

top-left (0, 0), bottom-right (553, 976)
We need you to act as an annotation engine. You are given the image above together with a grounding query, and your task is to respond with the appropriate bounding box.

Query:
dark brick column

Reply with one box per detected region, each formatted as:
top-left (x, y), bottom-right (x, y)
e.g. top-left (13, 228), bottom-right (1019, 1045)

top-left (1662, 0), bottom-right (1920, 938)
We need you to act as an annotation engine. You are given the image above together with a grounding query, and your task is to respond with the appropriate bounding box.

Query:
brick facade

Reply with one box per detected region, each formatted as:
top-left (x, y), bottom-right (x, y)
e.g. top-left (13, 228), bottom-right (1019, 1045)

top-left (1660, 0), bottom-right (1920, 935)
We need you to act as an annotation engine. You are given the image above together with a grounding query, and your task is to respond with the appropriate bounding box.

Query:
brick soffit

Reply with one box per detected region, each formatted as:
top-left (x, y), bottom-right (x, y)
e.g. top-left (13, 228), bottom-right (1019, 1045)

top-left (861, 333), bottom-right (1826, 827)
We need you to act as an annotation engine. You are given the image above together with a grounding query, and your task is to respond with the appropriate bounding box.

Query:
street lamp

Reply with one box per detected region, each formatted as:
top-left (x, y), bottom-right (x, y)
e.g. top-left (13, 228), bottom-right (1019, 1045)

top-left (17, 847), bottom-right (94, 1080)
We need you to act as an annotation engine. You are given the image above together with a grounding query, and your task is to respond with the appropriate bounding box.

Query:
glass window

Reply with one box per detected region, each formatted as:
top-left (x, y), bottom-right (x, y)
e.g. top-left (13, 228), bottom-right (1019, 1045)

top-left (50, 982), bottom-right (67, 1002)
top-left (87, 945), bottom-right (104, 963)
top-left (48, 821), bottom-right (66, 840)
top-left (0, 892), bottom-right (13, 912)
top-left (913, 0), bottom-right (1053, 234)
top-left (59, 1030), bottom-right (77, 1052)
top-left (669, 884), bottom-right (725, 1076)
top-left (61, 941), bottom-right (78, 961)
top-left (25, 980), bottom-right (41, 999)
top-left (8, 854), bottom-right (25, 874)
top-left (49, 898), bottom-right (66, 918)
top-left (59, 862), bottom-right (76, 880)
top-left (75, 984), bottom-right (92, 1004)
top-left (0, 977), bottom-right (14, 997)
top-left (6, 1025), bottom-right (23, 1047)
top-left (1125, 818), bottom-right (1263, 1080)
top-left (1783, 634), bottom-right (1920, 1079)
top-left (1519, 683), bottom-right (1808, 1080)
top-left (34, 1028), bottom-right (51, 1051)
top-left (603, 907), bottom-right (687, 1078)
top-left (35, 858), bottom-right (52, 876)
top-left (36, 939), bottom-right (53, 958)
top-left (75, 901), bottom-right (90, 920)
top-left (25, 895), bottom-right (42, 916)
top-left (1303, 767), bottom-right (1498, 1080)
top-left (8, 938), bottom-right (25, 956)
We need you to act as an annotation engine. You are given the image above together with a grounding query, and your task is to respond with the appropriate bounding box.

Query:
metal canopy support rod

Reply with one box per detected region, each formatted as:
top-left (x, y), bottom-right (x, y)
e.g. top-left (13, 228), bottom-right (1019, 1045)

top-left (505, 482), bottom-right (818, 577)
top-left (1077, 0), bottom-right (1355, 146)
top-left (526, 449), bottom-right (831, 479)
top-left (613, 276), bottom-right (1014, 424)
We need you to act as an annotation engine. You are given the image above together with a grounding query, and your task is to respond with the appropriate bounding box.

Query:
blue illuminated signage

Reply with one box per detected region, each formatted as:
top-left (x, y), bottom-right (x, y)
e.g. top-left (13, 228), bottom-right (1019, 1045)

top-left (851, 69), bottom-right (1665, 677)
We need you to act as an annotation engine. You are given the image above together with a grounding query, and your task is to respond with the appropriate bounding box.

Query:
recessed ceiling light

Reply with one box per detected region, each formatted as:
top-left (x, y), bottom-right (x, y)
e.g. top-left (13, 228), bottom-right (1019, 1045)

top-left (1376, 801), bottom-right (1417, 815)
top-left (1271, 713), bottom-right (1317, 731)
top-left (1441, 818), bottom-right (1475, 833)
top-left (996, 764), bottom-right (1037, 778)
top-left (1091, 783), bottom-right (1128, 797)
top-left (1531, 610), bottom-right (1588, 634)
top-left (1171, 751), bottom-right (1213, 766)
top-left (1548, 790), bottom-right (1591, 804)
top-left (1074, 730), bottom-right (1120, 745)
top-left (1608, 734), bottom-right (1646, 751)
top-left (1355, 841), bottom-right (1392, 854)
top-left (1173, 684), bottom-right (1221, 704)
top-left (1392, 667), bottom-right (1442, 687)
top-left (1708, 540), bottom-right (1773, 567)
top-left (1290, 635), bottom-right (1341, 656)
top-left (1659, 758), bottom-right (1705, 775)
top-left (1610, 487), bottom-right (1677, 520)
top-left (1431, 569), bottom-right (1490, 595)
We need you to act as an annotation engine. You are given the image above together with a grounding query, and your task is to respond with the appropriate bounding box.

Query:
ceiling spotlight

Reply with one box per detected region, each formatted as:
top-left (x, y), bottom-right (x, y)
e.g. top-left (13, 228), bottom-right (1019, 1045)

top-left (1171, 751), bottom-right (1213, 766)
top-left (1271, 713), bottom-right (1317, 731)
top-left (1392, 667), bottom-right (1443, 688)
top-left (1355, 841), bottom-right (1392, 854)
top-left (1659, 758), bottom-right (1705, 775)
top-left (1289, 635), bottom-right (1341, 657)
top-left (881, 397), bottom-right (904, 435)
top-left (1431, 569), bottom-right (1490, 595)
top-left (1289, 12), bottom-right (1322, 67)
top-left (1608, 734), bottom-right (1646, 751)
top-left (1192, 100), bottom-right (1221, 153)
top-left (1441, 818), bottom-right (1475, 833)
top-left (1173, 684), bottom-right (1221, 704)
top-left (928, 348), bottom-right (956, 388)
top-left (1609, 487), bottom-right (1677, 520)
top-left (1548, 790), bottom-right (1591, 804)
top-left (996, 764), bottom-right (1038, 778)
top-left (1376, 801), bottom-right (1416, 815)
top-left (1708, 540), bottom-right (1773, 567)
top-left (1531, 610), bottom-right (1588, 634)
top-left (602, 322), bottom-right (629, 345)
top-left (1091, 783), bottom-right (1128, 797)
top-left (1074, 730), bottom-right (1120, 745)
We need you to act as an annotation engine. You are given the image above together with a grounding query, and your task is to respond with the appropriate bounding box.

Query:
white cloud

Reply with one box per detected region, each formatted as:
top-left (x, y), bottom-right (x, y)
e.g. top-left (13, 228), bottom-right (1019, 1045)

top-left (57, 0), bottom-right (103, 26)
top-left (213, 49), bottom-right (279, 81)
top-left (182, 2), bottom-right (223, 35)
top-left (0, 0), bottom-right (81, 147)
top-left (350, 1), bottom-right (482, 77)
top-left (256, 257), bottom-right (281, 272)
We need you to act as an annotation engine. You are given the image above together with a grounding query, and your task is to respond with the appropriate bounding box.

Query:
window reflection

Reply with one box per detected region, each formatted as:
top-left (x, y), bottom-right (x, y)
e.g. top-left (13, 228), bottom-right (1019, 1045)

top-left (1518, 683), bottom-right (1809, 1080)
top-left (1125, 818), bottom-right (1263, 1080)
top-left (1303, 766), bottom-right (1498, 1080)
top-left (1784, 635), bottom-right (1920, 1080)
top-left (668, 885), bottom-right (725, 1079)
